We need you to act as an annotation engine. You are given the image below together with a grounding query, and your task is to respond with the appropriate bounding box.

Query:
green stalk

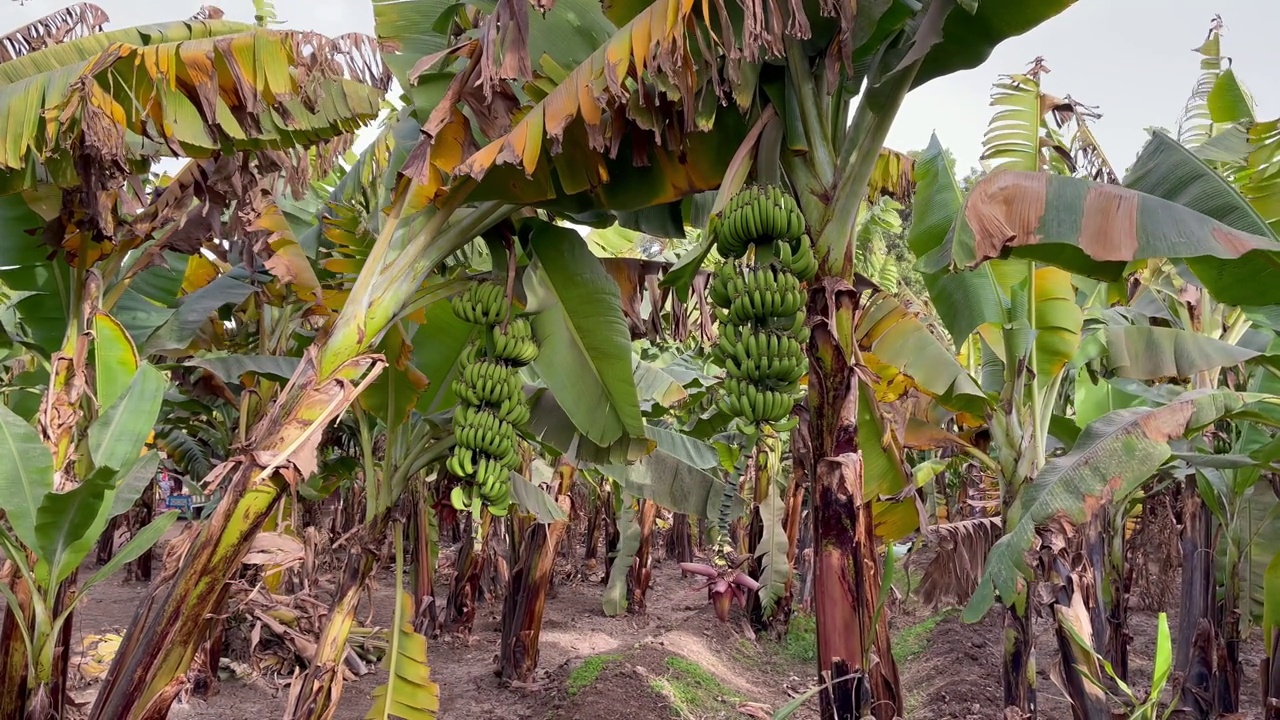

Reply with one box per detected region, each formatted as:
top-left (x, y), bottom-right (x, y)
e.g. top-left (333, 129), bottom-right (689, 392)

top-left (784, 41), bottom-right (835, 185)
top-left (816, 59), bottom-right (922, 278)
top-left (1026, 260), bottom-right (1045, 469)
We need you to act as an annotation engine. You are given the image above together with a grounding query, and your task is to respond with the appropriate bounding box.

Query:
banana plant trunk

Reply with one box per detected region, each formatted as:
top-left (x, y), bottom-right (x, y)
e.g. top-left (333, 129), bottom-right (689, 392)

top-left (130, 487), bottom-right (155, 582)
top-left (1265, 628), bottom-right (1280, 720)
top-left (1041, 543), bottom-right (1110, 720)
top-left (1176, 480), bottom-right (1223, 719)
top-left (0, 569), bottom-right (32, 720)
top-left (626, 499), bottom-right (659, 613)
top-left (666, 514), bottom-right (693, 564)
top-left (447, 515), bottom-right (489, 634)
top-left (87, 350), bottom-right (381, 720)
top-left (498, 458), bottom-right (575, 682)
top-left (1084, 511), bottom-right (1128, 680)
top-left (600, 486), bottom-right (619, 585)
top-left (805, 281), bottom-right (902, 720)
top-left (411, 487), bottom-right (439, 636)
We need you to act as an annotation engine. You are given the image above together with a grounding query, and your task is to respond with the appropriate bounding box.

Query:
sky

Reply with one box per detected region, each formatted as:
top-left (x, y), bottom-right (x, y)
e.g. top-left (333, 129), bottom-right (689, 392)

top-left (8, 0), bottom-right (1279, 175)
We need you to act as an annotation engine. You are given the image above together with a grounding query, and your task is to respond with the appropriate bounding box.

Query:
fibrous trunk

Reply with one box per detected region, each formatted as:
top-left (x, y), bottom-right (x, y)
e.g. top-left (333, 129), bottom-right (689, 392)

top-left (498, 459), bottom-right (574, 682)
top-left (448, 515), bottom-right (488, 635)
top-left (411, 487), bottom-right (438, 636)
top-left (1264, 628), bottom-right (1280, 719)
top-left (1084, 510), bottom-right (1127, 680)
top-left (0, 568), bottom-right (32, 720)
top-left (287, 544), bottom-right (379, 720)
top-left (806, 281), bottom-right (901, 720)
top-left (627, 499), bottom-right (659, 613)
top-left (1176, 480), bottom-right (1228, 718)
top-left (666, 514), bottom-right (694, 564)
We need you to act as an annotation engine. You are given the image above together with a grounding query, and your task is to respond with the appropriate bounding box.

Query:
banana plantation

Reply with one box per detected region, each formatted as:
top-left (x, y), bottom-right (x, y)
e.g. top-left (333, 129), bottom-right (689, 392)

top-left (3, 0), bottom-right (1280, 718)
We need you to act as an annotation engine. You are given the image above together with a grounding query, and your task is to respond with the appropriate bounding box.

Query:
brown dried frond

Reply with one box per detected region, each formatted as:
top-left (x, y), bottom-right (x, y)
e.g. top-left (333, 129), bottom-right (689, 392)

top-left (915, 517), bottom-right (1004, 609)
top-left (0, 2), bottom-right (109, 63)
top-left (290, 31), bottom-right (393, 96)
top-left (1055, 96), bottom-right (1120, 184)
top-left (600, 257), bottom-right (714, 344)
top-left (189, 5), bottom-right (226, 21)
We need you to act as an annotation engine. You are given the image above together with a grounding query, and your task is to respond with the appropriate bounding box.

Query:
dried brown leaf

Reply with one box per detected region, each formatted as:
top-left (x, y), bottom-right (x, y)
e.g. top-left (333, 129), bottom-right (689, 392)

top-left (0, 2), bottom-right (109, 63)
top-left (915, 517), bottom-right (1004, 609)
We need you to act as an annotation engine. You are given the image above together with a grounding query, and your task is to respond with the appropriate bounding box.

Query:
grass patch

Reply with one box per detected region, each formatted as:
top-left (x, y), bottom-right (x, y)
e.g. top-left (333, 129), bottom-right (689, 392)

top-left (567, 653), bottom-right (622, 696)
top-left (650, 656), bottom-right (741, 718)
top-left (892, 610), bottom-right (952, 663)
top-left (732, 638), bottom-right (761, 667)
top-left (780, 612), bottom-right (817, 663)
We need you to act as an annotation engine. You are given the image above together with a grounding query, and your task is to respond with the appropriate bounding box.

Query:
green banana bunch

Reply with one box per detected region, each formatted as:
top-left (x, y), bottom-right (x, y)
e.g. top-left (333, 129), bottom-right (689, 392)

top-left (711, 185), bottom-right (806, 259)
top-left (450, 281), bottom-right (508, 326)
top-left (448, 280), bottom-right (538, 519)
top-left (707, 187), bottom-right (814, 436)
top-left (491, 318), bottom-right (540, 366)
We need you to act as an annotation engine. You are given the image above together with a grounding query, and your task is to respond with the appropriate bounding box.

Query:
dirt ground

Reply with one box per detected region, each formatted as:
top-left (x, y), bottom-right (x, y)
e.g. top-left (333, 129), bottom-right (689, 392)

top-left (67, 524), bottom-right (1268, 719)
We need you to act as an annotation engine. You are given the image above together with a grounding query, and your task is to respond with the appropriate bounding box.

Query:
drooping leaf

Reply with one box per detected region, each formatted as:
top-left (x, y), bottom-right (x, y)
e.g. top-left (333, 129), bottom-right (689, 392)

top-left (1101, 325), bottom-right (1260, 380)
top-left (365, 589), bottom-right (440, 720)
top-left (906, 134), bottom-right (1003, 341)
top-left (185, 355), bottom-right (302, 383)
top-left (857, 381), bottom-right (925, 541)
top-left (754, 486), bottom-right (790, 615)
top-left (597, 431), bottom-right (743, 521)
top-left (966, 389), bottom-right (1244, 621)
top-left (915, 517), bottom-right (1003, 609)
top-left (525, 221), bottom-right (644, 447)
top-left (34, 468), bottom-right (114, 583)
top-left (510, 470), bottom-right (568, 524)
top-left (88, 364), bottom-right (166, 472)
top-left (603, 493), bottom-right (641, 617)
top-left (0, 402), bottom-right (54, 551)
top-left (1, 25), bottom-right (386, 192)
top-left (633, 358), bottom-right (689, 410)
top-left (93, 311), bottom-right (141, 408)
top-left (855, 291), bottom-right (987, 414)
top-left (932, 168), bottom-right (1280, 306)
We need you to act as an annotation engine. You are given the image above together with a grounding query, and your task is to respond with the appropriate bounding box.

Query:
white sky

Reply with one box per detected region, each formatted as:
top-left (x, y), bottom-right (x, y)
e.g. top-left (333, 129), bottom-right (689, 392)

top-left (7, 0), bottom-right (1279, 174)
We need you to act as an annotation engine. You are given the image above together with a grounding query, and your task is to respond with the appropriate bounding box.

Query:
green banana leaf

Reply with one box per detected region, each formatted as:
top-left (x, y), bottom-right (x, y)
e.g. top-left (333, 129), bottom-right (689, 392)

top-left (0, 402), bottom-right (54, 552)
top-left (966, 388), bottom-right (1245, 621)
top-left (905, 134), bottom-right (1003, 341)
top-left (1101, 325), bottom-right (1260, 380)
top-left (186, 355), bottom-right (303, 383)
top-left (525, 221), bottom-right (644, 448)
top-left (929, 131), bottom-right (1280, 307)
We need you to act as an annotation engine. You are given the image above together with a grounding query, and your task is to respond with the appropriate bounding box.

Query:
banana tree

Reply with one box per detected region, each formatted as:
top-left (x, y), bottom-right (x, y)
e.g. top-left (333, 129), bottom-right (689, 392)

top-left (919, 103), bottom-right (1280, 719)
top-left (368, 0), bottom-right (1085, 715)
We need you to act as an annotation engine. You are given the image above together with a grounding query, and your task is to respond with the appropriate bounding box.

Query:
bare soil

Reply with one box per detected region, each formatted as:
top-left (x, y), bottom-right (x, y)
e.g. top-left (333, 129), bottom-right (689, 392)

top-left (68, 525), bottom-right (1269, 719)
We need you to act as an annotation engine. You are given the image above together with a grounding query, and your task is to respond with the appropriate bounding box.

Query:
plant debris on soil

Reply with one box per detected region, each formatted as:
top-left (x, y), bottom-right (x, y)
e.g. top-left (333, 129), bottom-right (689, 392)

top-left (66, 527), bottom-right (1269, 719)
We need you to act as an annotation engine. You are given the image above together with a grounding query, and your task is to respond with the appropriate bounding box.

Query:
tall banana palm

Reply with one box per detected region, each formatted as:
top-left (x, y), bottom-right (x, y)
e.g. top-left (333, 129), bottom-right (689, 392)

top-left (364, 1), bottom-right (1086, 716)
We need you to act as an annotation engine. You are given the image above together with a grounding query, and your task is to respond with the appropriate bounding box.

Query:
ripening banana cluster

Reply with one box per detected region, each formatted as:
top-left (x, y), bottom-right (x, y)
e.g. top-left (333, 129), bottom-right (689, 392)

top-left (706, 186), bottom-right (813, 436)
top-left (446, 281), bottom-right (538, 518)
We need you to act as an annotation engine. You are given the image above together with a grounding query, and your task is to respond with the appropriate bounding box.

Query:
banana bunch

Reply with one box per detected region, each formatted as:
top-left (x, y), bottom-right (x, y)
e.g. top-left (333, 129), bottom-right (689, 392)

top-left (491, 317), bottom-right (540, 366)
top-left (707, 186), bottom-right (813, 436)
top-left (450, 281), bottom-right (507, 325)
top-left (711, 185), bottom-right (805, 259)
top-left (445, 281), bottom-right (538, 518)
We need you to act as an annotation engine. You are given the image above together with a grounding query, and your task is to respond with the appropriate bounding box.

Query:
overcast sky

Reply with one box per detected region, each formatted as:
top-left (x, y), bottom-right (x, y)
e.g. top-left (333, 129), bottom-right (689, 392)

top-left (8, 0), bottom-right (1279, 175)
